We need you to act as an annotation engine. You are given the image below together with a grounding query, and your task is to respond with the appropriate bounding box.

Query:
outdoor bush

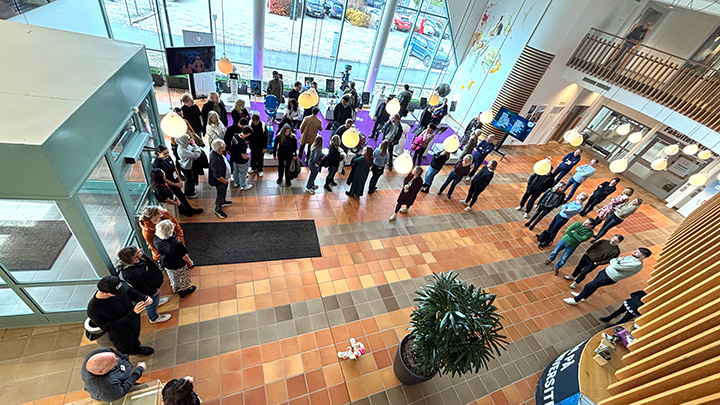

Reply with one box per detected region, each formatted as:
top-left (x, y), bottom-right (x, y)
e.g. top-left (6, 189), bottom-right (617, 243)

top-left (268, 0), bottom-right (292, 16)
top-left (345, 8), bottom-right (371, 28)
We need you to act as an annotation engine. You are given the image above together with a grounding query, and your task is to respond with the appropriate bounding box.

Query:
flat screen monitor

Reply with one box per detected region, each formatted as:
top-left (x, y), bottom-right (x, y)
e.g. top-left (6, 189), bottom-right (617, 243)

top-left (361, 92), bottom-right (370, 105)
top-left (420, 97), bottom-right (428, 109)
top-left (450, 100), bottom-right (457, 112)
top-left (491, 107), bottom-right (534, 142)
top-left (326, 79), bottom-right (335, 93)
top-left (250, 80), bottom-right (262, 95)
top-left (166, 46), bottom-right (215, 76)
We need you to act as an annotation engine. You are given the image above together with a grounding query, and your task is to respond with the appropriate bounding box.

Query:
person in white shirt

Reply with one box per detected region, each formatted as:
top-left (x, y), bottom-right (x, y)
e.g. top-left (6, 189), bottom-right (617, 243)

top-left (564, 159), bottom-right (598, 202)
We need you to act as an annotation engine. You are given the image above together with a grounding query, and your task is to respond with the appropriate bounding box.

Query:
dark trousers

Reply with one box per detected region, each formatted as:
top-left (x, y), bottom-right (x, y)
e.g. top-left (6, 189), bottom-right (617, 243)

top-left (439, 171), bottom-right (463, 198)
top-left (413, 147), bottom-right (427, 166)
top-left (564, 178), bottom-right (582, 202)
top-left (368, 165), bottom-right (384, 193)
top-left (580, 195), bottom-right (604, 216)
top-left (109, 315), bottom-right (142, 355)
top-left (520, 191), bottom-right (542, 213)
top-left (371, 119), bottom-right (387, 139)
top-left (601, 304), bottom-right (637, 326)
top-left (464, 182), bottom-right (483, 207)
top-left (168, 185), bottom-right (194, 215)
top-left (468, 154), bottom-right (488, 177)
top-left (538, 215), bottom-right (568, 247)
top-left (388, 143), bottom-right (396, 170)
top-left (552, 167), bottom-right (570, 185)
top-left (181, 168), bottom-right (196, 196)
top-left (250, 147), bottom-right (265, 172)
top-left (574, 269), bottom-right (615, 302)
top-left (325, 165), bottom-right (338, 186)
top-left (594, 213), bottom-right (624, 241)
top-left (214, 182), bottom-right (227, 213)
top-left (526, 206), bottom-right (552, 229)
top-left (298, 143), bottom-right (311, 163)
top-left (277, 156), bottom-right (293, 183)
top-left (571, 254), bottom-right (598, 284)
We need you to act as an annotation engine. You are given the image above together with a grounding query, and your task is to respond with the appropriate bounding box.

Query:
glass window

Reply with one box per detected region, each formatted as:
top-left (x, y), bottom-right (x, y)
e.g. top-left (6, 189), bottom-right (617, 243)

top-left (24, 284), bottom-right (97, 313)
top-left (111, 117), bottom-right (136, 159)
top-left (0, 200), bottom-right (97, 283)
top-left (123, 158), bottom-right (150, 210)
top-left (581, 107), bottom-right (650, 161)
top-left (379, 6), bottom-right (419, 93)
top-left (79, 157), bottom-right (134, 259)
top-left (0, 289), bottom-right (33, 316)
top-left (102, 0), bottom-right (164, 51)
top-left (5, 0), bottom-right (109, 38)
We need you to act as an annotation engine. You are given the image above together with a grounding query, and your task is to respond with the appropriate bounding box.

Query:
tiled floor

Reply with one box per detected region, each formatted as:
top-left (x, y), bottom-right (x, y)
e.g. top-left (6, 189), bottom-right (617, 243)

top-left (0, 142), bottom-right (683, 405)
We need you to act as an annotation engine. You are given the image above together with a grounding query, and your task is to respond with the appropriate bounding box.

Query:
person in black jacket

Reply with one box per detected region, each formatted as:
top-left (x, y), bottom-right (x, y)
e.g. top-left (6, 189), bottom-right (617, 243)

top-left (599, 290), bottom-right (646, 326)
top-left (81, 347), bottom-right (146, 402)
top-left (430, 98), bottom-right (448, 125)
top-left (580, 178), bottom-right (620, 216)
top-left (117, 246), bottom-right (170, 323)
top-left (371, 96), bottom-right (392, 140)
top-left (153, 220), bottom-right (196, 298)
top-left (516, 168), bottom-right (555, 218)
top-left (200, 92), bottom-right (228, 131)
top-left (86, 276), bottom-right (154, 355)
top-left (228, 126), bottom-right (253, 191)
top-left (248, 114), bottom-right (267, 176)
top-left (180, 94), bottom-right (203, 135)
top-left (525, 182), bottom-right (567, 230)
top-left (413, 106), bottom-right (434, 135)
top-left (382, 114), bottom-right (403, 171)
top-left (152, 146), bottom-right (200, 216)
top-left (333, 96), bottom-right (353, 132)
top-left (421, 150), bottom-right (450, 193)
top-left (460, 160), bottom-right (497, 211)
top-left (288, 81), bottom-right (302, 106)
top-left (324, 135), bottom-right (345, 191)
top-left (208, 139), bottom-right (231, 218)
top-left (273, 124), bottom-right (298, 187)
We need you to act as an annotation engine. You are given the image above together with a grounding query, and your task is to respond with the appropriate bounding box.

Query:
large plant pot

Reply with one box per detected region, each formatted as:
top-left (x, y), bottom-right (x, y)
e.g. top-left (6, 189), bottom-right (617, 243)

top-left (393, 334), bottom-right (436, 385)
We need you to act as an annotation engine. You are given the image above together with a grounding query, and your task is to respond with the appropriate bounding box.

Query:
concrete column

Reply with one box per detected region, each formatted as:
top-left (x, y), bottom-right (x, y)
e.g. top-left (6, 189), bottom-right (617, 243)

top-left (252, 0), bottom-right (265, 80)
top-left (364, 0), bottom-right (399, 94)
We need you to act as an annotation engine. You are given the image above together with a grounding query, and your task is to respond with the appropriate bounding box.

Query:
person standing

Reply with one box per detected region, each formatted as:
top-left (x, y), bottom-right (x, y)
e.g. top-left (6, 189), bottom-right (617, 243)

top-left (516, 166), bottom-right (554, 218)
top-left (228, 126), bottom-right (253, 191)
top-left (563, 248), bottom-right (651, 305)
top-left (609, 21), bottom-right (654, 66)
top-left (150, 168), bottom-right (182, 218)
top-left (266, 71), bottom-right (284, 102)
top-left (230, 99), bottom-right (250, 125)
top-left (545, 219), bottom-right (595, 275)
top-left (209, 139), bottom-right (232, 219)
top-left (525, 183), bottom-right (567, 231)
top-left (273, 124), bottom-right (298, 186)
top-left (346, 146), bottom-right (373, 197)
top-left (299, 107), bottom-right (323, 163)
top-left (324, 135), bottom-right (344, 192)
top-left (413, 106), bottom-right (434, 136)
top-left (201, 92), bottom-right (227, 131)
top-left (411, 123), bottom-right (436, 167)
top-left (459, 160), bottom-right (498, 212)
top-left (333, 96), bottom-right (353, 132)
top-left (86, 276), bottom-right (153, 355)
top-left (371, 96), bottom-right (392, 140)
top-left (580, 178), bottom-right (620, 216)
top-left (466, 135), bottom-right (496, 180)
top-left (422, 150), bottom-right (450, 193)
top-left (596, 188), bottom-right (634, 221)
top-left (430, 98), bottom-right (448, 125)
top-left (460, 129), bottom-right (480, 159)
top-left (246, 114), bottom-right (267, 176)
top-left (306, 136), bottom-right (324, 195)
top-left (81, 347), bottom-right (146, 402)
top-left (397, 84), bottom-right (412, 118)
top-left (153, 220), bottom-right (196, 298)
top-left (152, 146), bottom-right (199, 216)
top-left (383, 114), bottom-right (403, 171)
top-left (564, 159), bottom-right (599, 202)
top-left (460, 111), bottom-right (483, 148)
top-left (162, 376), bottom-right (201, 405)
top-left (139, 206), bottom-right (183, 261)
top-left (368, 141), bottom-right (390, 194)
top-left (205, 111), bottom-right (226, 145)
top-left (180, 94), bottom-right (203, 135)
top-left (175, 134), bottom-right (203, 199)
top-left (536, 192), bottom-right (587, 248)
top-left (389, 166), bottom-right (424, 221)
top-left (592, 198), bottom-right (643, 241)
top-left (599, 290), bottom-right (646, 326)
top-left (438, 155), bottom-right (472, 199)
top-left (564, 234), bottom-right (623, 289)
top-left (116, 246), bottom-right (171, 323)
top-left (552, 149), bottom-right (582, 185)
top-left (288, 81), bottom-right (302, 105)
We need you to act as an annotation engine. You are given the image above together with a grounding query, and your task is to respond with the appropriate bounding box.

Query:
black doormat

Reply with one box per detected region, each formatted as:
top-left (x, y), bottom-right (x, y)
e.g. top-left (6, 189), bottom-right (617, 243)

top-left (0, 220), bottom-right (73, 271)
top-left (180, 220), bottom-right (322, 266)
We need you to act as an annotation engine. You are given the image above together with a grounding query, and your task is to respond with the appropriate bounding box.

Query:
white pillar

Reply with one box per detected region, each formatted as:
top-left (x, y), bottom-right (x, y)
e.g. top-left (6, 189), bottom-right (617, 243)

top-left (364, 0), bottom-right (399, 94)
top-left (252, 0), bottom-right (265, 80)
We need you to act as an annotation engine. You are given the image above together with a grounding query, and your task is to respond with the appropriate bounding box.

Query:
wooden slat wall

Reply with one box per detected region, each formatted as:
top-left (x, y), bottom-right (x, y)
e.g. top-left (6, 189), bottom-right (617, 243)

top-left (484, 46), bottom-right (554, 139)
top-left (599, 193), bottom-right (720, 405)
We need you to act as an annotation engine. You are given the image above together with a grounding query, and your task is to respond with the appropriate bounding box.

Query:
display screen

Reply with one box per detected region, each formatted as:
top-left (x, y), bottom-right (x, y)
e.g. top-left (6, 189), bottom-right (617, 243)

top-left (491, 107), bottom-right (534, 142)
top-left (250, 80), bottom-right (262, 95)
top-left (166, 46), bottom-right (215, 76)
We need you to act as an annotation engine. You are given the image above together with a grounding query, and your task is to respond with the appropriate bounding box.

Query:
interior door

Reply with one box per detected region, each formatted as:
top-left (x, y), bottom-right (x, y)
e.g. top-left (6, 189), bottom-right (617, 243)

top-left (551, 105), bottom-right (587, 142)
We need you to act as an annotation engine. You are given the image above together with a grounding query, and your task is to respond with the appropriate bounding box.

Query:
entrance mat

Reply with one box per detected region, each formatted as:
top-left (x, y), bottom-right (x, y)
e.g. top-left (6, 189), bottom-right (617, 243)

top-left (180, 220), bottom-right (322, 266)
top-left (0, 220), bottom-right (72, 271)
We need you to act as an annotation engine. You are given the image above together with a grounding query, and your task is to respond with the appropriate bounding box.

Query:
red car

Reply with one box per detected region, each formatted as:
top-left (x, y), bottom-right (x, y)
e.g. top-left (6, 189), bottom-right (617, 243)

top-left (393, 14), bottom-right (411, 31)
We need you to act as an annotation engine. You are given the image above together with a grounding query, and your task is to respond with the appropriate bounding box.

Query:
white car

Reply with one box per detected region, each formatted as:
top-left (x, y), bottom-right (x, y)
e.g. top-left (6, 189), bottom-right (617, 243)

top-left (366, 7), bottom-right (381, 28)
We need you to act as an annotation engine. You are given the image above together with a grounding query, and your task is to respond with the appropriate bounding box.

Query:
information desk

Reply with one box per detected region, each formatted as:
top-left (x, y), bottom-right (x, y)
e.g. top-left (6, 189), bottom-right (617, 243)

top-left (220, 93), bottom-right (251, 112)
top-left (535, 323), bottom-right (633, 405)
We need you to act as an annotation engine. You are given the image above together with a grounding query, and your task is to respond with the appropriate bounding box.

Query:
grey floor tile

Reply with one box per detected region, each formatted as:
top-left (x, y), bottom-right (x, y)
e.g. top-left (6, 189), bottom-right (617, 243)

top-left (198, 319), bottom-right (220, 340)
top-left (176, 341), bottom-right (199, 363)
top-left (219, 332), bottom-right (242, 353)
top-left (239, 328), bottom-right (261, 348)
top-left (198, 336), bottom-right (220, 358)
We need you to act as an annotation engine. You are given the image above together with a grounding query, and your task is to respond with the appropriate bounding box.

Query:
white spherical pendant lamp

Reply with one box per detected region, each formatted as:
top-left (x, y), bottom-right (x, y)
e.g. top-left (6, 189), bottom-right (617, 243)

top-left (698, 150), bottom-right (712, 160)
top-left (217, 55), bottom-right (233, 74)
top-left (386, 98), bottom-right (401, 115)
top-left (428, 92), bottom-right (441, 106)
top-left (664, 144), bottom-right (680, 156)
top-left (298, 90), bottom-right (315, 109)
top-left (394, 153), bottom-right (414, 175)
top-left (683, 144), bottom-right (699, 156)
top-left (651, 158), bottom-right (667, 171)
top-left (569, 133), bottom-right (583, 146)
top-left (616, 123), bottom-right (631, 136)
top-left (160, 109), bottom-right (186, 138)
top-left (342, 128), bottom-right (359, 149)
top-left (479, 110), bottom-right (493, 124)
top-left (609, 158), bottom-right (628, 173)
top-left (533, 159), bottom-right (552, 175)
top-left (308, 87), bottom-right (319, 106)
top-left (627, 131), bottom-right (643, 143)
top-left (563, 128), bottom-right (580, 143)
top-left (442, 135), bottom-right (460, 153)
top-left (689, 172), bottom-right (708, 186)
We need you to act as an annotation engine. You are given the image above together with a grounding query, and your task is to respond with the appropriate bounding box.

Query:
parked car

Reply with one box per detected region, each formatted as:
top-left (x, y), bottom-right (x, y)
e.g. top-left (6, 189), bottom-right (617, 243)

top-left (305, 0), bottom-right (325, 18)
top-left (324, 0), bottom-right (343, 18)
top-left (366, 7), bottom-right (381, 28)
top-left (425, 19), bottom-right (450, 39)
top-left (393, 13), bottom-right (411, 31)
top-left (404, 34), bottom-right (450, 69)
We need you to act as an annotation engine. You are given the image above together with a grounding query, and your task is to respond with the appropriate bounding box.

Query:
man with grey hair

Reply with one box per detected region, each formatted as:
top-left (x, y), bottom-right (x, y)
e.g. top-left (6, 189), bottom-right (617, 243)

top-left (209, 139), bottom-right (232, 218)
top-left (81, 347), bottom-right (146, 402)
top-left (200, 91), bottom-right (227, 131)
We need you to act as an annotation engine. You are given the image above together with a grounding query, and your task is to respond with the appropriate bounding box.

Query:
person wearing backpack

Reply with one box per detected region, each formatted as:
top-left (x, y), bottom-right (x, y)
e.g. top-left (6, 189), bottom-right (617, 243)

top-left (306, 136), bottom-right (325, 195)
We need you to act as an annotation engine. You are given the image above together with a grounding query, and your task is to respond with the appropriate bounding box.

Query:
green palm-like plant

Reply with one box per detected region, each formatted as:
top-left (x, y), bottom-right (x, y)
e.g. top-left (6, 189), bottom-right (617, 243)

top-left (408, 271), bottom-right (507, 378)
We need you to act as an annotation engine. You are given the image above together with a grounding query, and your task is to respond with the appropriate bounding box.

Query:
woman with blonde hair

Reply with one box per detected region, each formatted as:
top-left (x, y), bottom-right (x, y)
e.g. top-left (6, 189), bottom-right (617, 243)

top-left (231, 99), bottom-right (250, 124)
top-left (139, 206), bottom-right (184, 261)
top-left (324, 135), bottom-right (344, 191)
top-left (205, 110), bottom-right (226, 145)
top-left (591, 198), bottom-right (643, 242)
top-left (596, 188), bottom-right (634, 221)
top-left (153, 219), bottom-right (196, 298)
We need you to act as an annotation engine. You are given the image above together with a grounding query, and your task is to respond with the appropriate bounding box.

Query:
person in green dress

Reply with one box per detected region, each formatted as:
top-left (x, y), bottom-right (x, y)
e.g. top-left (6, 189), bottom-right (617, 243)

top-left (346, 146), bottom-right (374, 197)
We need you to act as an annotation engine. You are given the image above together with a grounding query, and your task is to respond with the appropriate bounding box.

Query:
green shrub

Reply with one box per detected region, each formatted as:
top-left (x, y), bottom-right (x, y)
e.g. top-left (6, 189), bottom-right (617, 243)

top-left (345, 8), bottom-right (371, 27)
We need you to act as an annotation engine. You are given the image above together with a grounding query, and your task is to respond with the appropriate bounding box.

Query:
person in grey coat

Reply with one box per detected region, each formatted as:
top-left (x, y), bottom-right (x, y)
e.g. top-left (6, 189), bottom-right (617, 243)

top-left (81, 347), bottom-right (146, 402)
top-left (175, 134), bottom-right (202, 198)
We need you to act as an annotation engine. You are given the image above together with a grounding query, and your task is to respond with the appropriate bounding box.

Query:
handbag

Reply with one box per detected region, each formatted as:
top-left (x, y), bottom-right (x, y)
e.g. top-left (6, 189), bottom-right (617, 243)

top-left (84, 318), bottom-right (105, 341)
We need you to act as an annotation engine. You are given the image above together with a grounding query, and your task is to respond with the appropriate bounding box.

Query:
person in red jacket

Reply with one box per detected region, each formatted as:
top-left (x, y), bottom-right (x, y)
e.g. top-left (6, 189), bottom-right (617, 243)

top-left (389, 166), bottom-right (424, 221)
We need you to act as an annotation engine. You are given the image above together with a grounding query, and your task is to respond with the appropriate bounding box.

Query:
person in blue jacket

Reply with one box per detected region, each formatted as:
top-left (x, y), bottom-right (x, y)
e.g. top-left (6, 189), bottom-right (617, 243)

top-left (466, 135), bottom-right (496, 180)
top-left (553, 149), bottom-right (582, 185)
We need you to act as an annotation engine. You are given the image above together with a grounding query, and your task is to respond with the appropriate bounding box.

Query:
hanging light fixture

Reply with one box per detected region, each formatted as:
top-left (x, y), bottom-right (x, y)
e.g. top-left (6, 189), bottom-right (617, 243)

top-left (442, 135), bottom-right (460, 153)
top-left (651, 157), bottom-right (667, 171)
top-left (298, 90), bottom-right (316, 109)
top-left (683, 144), bottom-right (699, 156)
top-left (479, 110), bottom-right (494, 124)
top-left (616, 123), bottom-right (631, 136)
top-left (569, 133), bottom-right (583, 146)
top-left (428, 92), bottom-right (441, 106)
top-left (698, 150), bottom-right (712, 160)
top-left (341, 128), bottom-right (359, 148)
top-left (664, 144), bottom-right (680, 156)
top-left (689, 172), bottom-right (709, 186)
top-left (609, 158), bottom-right (628, 173)
top-left (394, 153), bottom-right (414, 174)
top-left (627, 131), bottom-right (643, 143)
top-left (160, 109), bottom-right (187, 138)
top-left (533, 158), bottom-right (552, 175)
top-left (563, 128), bottom-right (580, 142)
top-left (217, 54), bottom-right (233, 74)
top-left (386, 98), bottom-right (401, 115)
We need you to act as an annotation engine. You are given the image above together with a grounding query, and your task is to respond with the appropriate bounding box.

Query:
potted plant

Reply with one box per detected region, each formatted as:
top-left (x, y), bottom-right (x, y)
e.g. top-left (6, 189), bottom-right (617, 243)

top-left (393, 271), bottom-right (507, 384)
top-left (150, 67), bottom-right (164, 87)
